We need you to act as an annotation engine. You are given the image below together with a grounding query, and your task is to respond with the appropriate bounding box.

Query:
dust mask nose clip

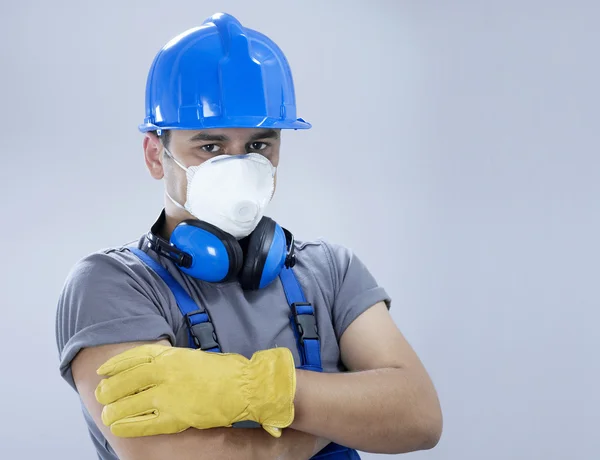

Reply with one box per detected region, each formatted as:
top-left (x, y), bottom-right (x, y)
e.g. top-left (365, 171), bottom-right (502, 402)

top-left (163, 147), bottom-right (276, 239)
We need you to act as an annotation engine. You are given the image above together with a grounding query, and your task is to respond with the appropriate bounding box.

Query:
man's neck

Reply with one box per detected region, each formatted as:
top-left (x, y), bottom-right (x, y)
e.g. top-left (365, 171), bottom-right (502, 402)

top-left (160, 203), bottom-right (193, 240)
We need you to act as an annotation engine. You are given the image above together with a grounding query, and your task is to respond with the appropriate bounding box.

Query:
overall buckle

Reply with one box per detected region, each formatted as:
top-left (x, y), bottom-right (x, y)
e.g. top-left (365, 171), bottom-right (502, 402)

top-left (185, 310), bottom-right (219, 350)
top-left (291, 302), bottom-right (319, 343)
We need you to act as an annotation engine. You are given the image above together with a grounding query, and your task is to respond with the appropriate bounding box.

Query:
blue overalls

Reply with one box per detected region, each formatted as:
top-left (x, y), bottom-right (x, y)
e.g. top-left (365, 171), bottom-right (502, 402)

top-left (129, 247), bottom-right (361, 459)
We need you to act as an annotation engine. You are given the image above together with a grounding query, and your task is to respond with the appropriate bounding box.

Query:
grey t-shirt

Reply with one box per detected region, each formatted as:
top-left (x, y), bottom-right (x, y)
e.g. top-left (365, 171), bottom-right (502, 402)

top-left (55, 233), bottom-right (391, 459)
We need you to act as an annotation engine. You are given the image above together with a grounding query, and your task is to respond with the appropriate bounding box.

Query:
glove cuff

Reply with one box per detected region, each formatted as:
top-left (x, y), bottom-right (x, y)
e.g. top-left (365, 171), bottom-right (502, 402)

top-left (245, 347), bottom-right (296, 429)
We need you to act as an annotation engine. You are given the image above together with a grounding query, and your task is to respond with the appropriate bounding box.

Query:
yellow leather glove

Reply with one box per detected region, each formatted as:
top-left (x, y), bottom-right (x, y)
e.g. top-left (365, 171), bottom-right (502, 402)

top-left (94, 344), bottom-right (296, 438)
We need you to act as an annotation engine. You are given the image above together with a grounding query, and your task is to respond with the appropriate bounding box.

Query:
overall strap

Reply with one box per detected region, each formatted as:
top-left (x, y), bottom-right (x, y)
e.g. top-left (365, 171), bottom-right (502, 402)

top-left (278, 266), bottom-right (323, 372)
top-left (128, 247), bottom-right (221, 352)
top-left (279, 267), bottom-right (361, 460)
top-left (312, 443), bottom-right (362, 459)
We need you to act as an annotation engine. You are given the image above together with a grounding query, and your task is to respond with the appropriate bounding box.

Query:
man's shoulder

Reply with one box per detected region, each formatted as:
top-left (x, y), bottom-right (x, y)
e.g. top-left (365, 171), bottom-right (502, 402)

top-left (62, 236), bottom-right (149, 288)
top-left (293, 237), bottom-right (354, 267)
top-left (291, 237), bottom-right (357, 289)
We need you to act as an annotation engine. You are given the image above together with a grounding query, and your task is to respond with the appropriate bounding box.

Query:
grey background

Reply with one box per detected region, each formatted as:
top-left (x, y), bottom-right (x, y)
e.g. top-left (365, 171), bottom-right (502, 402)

top-left (1, 0), bottom-right (598, 459)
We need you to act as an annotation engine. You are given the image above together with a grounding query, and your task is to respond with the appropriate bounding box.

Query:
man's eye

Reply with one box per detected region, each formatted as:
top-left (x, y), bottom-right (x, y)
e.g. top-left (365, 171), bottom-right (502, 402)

top-left (250, 142), bottom-right (268, 151)
top-left (201, 144), bottom-right (221, 153)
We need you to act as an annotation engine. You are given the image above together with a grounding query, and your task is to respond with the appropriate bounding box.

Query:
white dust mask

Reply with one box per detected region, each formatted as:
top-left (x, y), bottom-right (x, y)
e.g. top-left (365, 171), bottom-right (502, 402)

top-left (165, 149), bottom-right (276, 239)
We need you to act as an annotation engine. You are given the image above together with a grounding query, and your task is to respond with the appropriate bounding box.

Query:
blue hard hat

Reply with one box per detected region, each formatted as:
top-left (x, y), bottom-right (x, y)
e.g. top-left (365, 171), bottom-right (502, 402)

top-left (139, 12), bottom-right (311, 132)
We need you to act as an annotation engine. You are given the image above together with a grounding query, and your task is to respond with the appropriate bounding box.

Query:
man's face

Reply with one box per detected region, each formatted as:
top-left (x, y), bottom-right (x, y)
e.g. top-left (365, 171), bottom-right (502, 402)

top-left (143, 128), bottom-right (281, 221)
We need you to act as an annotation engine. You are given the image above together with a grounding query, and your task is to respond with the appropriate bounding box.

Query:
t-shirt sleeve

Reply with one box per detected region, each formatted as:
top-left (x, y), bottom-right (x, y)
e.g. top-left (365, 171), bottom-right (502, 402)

top-left (321, 241), bottom-right (392, 340)
top-left (55, 250), bottom-right (176, 391)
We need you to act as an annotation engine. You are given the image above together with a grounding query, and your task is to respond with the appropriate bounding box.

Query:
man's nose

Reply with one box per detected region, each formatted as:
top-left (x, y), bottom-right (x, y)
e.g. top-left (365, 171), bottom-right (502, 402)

top-left (224, 141), bottom-right (252, 155)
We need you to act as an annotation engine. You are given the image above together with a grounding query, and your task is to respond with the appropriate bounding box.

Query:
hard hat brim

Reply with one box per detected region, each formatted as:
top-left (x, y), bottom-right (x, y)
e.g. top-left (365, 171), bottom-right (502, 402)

top-left (138, 116), bottom-right (312, 133)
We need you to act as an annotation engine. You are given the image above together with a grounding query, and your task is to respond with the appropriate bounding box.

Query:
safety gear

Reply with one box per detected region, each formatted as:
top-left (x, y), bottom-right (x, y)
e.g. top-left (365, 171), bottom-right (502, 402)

top-left (145, 209), bottom-right (294, 289)
top-left (96, 344), bottom-right (296, 438)
top-left (138, 12), bottom-right (311, 132)
top-left (165, 151), bottom-right (276, 239)
top-left (126, 246), bottom-right (362, 459)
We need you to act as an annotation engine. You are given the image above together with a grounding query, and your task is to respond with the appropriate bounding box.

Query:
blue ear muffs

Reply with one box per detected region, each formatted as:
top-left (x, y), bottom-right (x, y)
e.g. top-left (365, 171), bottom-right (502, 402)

top-left (171, 219), bottom-right (243, 282)
top-left (145, 210), bottom-right (293, 289)
top-left (239, 217), bottom-right (288, 290)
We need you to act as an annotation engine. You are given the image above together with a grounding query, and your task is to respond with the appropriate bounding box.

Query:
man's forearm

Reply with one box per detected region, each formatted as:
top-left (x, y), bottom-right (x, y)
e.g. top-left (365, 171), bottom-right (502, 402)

top-left (254, 429), bottom-right (331, 460)
top-left (110, 427), bottom-right (328, 460)
top-left (290, 367), bottom-right (443, 454)
top-left (206, 427), bottom-right (329, 460)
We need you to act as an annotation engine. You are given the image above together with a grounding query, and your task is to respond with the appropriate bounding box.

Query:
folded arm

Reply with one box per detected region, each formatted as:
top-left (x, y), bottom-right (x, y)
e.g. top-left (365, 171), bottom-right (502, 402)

top-left (72, 340), bottom-right (328, 460)
top-left (290, 302), bottom-right (443, 454)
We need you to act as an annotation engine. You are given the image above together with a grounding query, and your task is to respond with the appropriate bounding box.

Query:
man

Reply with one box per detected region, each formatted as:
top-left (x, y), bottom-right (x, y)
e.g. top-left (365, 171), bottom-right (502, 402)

top-left (55, 12), bottom-right (442, 460)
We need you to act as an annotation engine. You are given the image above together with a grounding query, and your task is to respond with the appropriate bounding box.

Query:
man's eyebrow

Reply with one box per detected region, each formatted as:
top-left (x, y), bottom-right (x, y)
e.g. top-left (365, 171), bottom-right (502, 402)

top-left (188, 133), bottom-right (229, 142)
top-left (187, 130), bottom-right (280, 143)
top-left (248, 129), bottom-right (280, 141)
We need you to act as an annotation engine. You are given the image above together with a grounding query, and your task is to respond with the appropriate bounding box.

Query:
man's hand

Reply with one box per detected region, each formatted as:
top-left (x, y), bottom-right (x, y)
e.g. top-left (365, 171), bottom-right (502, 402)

top-left (95, 344), bottom-right (297, 438)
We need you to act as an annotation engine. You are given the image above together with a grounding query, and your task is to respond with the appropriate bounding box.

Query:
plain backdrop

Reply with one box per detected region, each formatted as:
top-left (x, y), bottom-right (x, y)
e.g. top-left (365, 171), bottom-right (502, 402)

top-left (1, 0), bottom-right (598, 459)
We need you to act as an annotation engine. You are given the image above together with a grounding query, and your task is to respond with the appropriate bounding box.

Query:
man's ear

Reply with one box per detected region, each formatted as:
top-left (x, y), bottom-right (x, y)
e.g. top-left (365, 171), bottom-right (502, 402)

top-left (143, 133), bottom-right (164, 180)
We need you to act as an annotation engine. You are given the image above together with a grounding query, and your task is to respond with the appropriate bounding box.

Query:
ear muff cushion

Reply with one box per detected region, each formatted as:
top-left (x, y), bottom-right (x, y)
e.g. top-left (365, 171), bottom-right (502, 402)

top-left (239, 217), bottom-right (276, 290)
top-left (173, 219), bottom-right (244, 282)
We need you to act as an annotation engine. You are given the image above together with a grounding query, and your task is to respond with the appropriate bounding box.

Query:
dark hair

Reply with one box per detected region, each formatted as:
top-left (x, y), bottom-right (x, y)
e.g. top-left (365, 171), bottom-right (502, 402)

top-left (151, 129), bottom-right (171, 148)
